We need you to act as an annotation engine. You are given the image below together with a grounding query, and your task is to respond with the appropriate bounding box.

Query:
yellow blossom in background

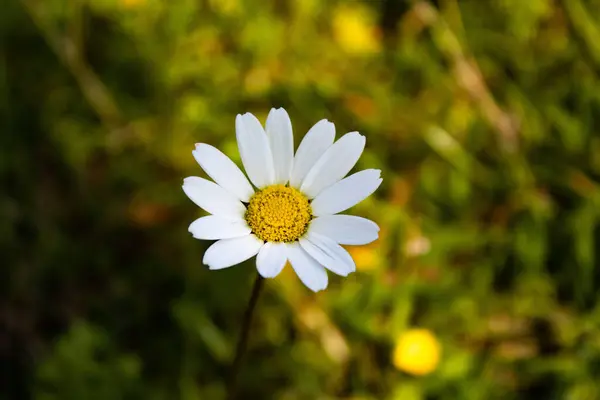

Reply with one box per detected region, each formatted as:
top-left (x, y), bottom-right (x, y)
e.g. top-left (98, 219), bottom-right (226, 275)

top-left (393, 329), bottom-right (441, 376)
top-left (346, 236), bottom-right (384, 272)
top-left (332, 6), bottom-right (381, 55)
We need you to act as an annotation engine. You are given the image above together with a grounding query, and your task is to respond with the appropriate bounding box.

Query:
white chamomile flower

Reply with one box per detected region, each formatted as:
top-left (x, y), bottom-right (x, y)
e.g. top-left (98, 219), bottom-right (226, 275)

top-left (182, 108), bottom-right (382, 292)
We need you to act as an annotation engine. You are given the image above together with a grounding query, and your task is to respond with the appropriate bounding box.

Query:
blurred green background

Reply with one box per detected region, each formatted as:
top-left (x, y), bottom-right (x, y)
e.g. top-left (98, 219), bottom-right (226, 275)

top-left (3, 0), bottom-right (600, 398)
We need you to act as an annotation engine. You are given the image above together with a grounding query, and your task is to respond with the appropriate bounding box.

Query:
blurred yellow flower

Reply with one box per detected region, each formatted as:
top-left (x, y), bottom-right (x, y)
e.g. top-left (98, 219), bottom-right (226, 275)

top-left (393, 329), bottom-right (441, 376)
top-left (332, 6), bottom-right (381, 55)
top-left (347, 244), bottom-right (380, 271)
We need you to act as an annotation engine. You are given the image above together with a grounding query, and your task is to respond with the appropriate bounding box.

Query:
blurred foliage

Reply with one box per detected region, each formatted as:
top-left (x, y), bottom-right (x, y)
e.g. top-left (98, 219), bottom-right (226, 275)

top-left (3, 0), bottom-right (600, 399)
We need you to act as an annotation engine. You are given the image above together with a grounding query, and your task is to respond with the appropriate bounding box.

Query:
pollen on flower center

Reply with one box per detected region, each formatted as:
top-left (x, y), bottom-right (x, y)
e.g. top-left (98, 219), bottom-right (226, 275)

top-left (245, 184), bottom-right (312, 242)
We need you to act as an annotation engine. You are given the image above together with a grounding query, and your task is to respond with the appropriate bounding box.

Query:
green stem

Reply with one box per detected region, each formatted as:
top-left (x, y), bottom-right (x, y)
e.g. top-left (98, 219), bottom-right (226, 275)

top-left (226, 274), bottom-right (264, 400)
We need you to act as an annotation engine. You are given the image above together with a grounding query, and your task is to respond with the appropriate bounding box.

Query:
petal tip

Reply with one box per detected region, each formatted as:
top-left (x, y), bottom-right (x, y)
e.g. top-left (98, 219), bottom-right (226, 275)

top-left (194, 143), bottom-right (210, 152)
top-left (345, 131), bottom-right (366, 144)
top-left (369, 169), bottom-right (382, 179)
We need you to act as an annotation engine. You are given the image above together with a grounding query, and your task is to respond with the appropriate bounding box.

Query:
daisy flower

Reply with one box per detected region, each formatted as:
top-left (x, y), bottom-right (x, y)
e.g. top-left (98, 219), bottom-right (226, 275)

top-left (182, 108), bottom-right (382, 292)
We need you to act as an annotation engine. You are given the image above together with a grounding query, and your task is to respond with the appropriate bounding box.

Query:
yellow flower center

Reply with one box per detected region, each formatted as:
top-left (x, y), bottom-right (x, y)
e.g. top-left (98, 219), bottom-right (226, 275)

top-left (245, 184), bottom-right (312, 242)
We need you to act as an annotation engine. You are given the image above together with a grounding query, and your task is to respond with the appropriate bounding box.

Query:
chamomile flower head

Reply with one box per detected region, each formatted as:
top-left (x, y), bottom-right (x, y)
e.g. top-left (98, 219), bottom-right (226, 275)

top-left (182, 108), bottom-right (382, 292)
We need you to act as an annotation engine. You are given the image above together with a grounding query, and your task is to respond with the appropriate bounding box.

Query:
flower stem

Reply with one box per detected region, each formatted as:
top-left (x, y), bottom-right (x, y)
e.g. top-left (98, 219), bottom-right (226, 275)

top-left (226, 274), bottom-right (264, 400)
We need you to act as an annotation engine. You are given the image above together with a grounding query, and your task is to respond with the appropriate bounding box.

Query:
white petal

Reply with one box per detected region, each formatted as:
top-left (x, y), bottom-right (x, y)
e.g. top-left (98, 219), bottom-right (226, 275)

top-left (266, 108), bottom-right (294, 185)
top-left (202, 235), bottom-right (264, 270)
top-left (311, 169), bottom-right (382, 216)
top-left (182, 177), bottom-right (247, 219)
top-left (300, 131), bottom-right (366, 198)
top-left (286, 242), bottom-right (328, 292)
top-left (300, 232), bottom-right (355, 276)
top-left (256, 242), bottom-right (287, 278)
top-left (188, 215), bottom-right (251, 240)
top-left (308, 215), bottom-right (379, 245)
top-left (192, 143), bottom-right (254, 202)
top-left (289, 119), bottom-right (335, 188)
top-left (236, 113), bottom-right (276, 189)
